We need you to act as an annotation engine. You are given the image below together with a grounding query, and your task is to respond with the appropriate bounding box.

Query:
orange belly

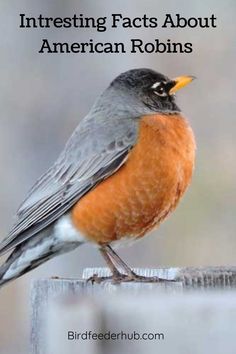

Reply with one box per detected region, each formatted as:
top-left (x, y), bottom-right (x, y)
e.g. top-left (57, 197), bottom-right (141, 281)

top-left (71, 114), bottom-right (196, 244)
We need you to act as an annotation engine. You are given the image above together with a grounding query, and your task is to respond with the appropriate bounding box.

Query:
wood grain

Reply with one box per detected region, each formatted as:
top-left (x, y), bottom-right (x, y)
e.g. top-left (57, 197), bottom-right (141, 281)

top-left (31, 267), bottom-right (236, 354)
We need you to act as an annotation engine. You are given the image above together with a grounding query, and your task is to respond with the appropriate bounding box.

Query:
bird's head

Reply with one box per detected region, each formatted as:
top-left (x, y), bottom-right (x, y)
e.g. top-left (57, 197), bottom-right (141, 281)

top-left (108, 68), bottom-right (195, 114)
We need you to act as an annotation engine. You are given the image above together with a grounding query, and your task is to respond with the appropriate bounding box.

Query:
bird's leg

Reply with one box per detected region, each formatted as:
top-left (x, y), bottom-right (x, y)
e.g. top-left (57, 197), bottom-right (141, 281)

top-left (104, 245), bottom-right (161, 282)
top-left (105, 245), bottom-right (135, 277)
top-left (87, 246), bottom-right (130, 284)
top-left (99, 246), bottom-right (125, 277)
top-left (105, 246), bottom-right (176, 283)
top-left (88, 245), bottom-right (170, 284)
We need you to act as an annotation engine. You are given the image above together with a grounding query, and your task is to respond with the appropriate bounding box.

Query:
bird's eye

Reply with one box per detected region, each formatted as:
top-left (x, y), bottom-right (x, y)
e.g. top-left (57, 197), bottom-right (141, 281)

top-left (151, 82), bottom-right (168, 97)
top-left (156, 86), bottom-right (164, 94)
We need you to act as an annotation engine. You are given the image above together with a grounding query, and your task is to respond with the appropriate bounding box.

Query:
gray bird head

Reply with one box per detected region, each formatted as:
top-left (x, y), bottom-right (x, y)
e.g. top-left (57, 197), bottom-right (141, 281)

top-left (90, 68), bottom-right (195, 120)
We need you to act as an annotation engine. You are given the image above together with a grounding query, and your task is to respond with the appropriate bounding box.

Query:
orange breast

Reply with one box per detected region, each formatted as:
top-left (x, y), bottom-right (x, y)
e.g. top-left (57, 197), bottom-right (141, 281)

top-left (71, 114), bottom-right (196, 244)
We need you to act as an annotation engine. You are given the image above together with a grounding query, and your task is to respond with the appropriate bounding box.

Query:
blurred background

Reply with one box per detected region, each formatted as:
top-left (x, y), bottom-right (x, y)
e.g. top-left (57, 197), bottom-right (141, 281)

top-left (0, 0), bottom-right (235, 353)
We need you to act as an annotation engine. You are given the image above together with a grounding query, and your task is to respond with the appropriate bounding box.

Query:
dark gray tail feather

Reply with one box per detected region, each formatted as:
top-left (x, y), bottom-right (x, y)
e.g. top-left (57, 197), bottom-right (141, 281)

top-left (0, 245), bottom-right (54, 288)
top-left (0, 229), bottom-right (82, 288)
top-left (0, 248), bottom-right (47, 288)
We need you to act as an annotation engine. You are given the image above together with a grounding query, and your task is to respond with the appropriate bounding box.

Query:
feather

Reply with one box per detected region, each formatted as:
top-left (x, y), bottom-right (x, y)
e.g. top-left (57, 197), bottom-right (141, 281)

top-left (0, 116), bottom-right (138, 255)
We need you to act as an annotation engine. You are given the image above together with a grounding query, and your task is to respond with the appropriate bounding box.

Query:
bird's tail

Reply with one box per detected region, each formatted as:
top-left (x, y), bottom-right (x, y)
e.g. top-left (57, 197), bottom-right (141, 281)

top-left (0, 229), bottom-right (82, 288)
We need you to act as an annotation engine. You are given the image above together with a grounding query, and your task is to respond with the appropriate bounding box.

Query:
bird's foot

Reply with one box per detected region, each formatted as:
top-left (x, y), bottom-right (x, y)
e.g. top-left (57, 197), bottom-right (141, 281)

top-left (86, 271), bottom-right (128, 284)
top-left (86, 273), bottom-right (113, 284)
top-left (87, 271), bottom-right (174, 284)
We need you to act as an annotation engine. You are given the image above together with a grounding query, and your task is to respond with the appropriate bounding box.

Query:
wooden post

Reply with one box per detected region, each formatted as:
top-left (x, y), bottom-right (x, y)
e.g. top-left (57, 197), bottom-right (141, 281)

top-left (31, 267), bottom-right (236, 354)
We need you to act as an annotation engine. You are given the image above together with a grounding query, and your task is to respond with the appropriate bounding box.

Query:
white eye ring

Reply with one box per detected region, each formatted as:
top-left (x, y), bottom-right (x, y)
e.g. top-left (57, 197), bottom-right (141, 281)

top-left (151, 82), bottom-right (167, 97)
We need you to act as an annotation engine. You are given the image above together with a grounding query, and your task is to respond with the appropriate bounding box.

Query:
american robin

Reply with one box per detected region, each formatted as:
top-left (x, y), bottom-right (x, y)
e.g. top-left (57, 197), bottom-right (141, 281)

top-left (0, 68), bottom-right (195, 286)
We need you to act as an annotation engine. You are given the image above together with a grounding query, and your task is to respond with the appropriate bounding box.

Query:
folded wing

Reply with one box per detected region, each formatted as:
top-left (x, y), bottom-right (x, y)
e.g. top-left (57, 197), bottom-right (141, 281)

top-left (0, 116), bottom-right (138, 255)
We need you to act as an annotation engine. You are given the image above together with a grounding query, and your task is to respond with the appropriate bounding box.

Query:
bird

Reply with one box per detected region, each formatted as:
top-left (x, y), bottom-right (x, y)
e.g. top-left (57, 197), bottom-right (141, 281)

top-left (0, 68), bottom-right (196, 287)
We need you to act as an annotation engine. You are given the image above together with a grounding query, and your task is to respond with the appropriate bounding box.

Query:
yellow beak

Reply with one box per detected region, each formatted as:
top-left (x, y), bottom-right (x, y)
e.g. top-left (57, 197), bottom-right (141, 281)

top-left (169, 75), bottom-right (195, 94)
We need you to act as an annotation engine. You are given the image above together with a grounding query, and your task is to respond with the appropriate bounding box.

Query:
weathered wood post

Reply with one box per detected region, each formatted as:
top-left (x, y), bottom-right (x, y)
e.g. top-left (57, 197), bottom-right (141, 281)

top-left (31, 267), bottom-right (236, 354)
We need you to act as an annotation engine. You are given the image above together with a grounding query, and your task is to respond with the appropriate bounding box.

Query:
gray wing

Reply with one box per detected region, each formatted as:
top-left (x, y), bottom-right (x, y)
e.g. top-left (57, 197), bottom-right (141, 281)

top-left (0, 116), bottom-right (138, 255)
